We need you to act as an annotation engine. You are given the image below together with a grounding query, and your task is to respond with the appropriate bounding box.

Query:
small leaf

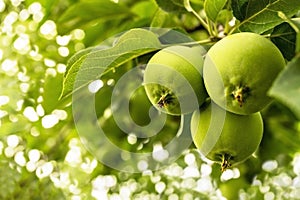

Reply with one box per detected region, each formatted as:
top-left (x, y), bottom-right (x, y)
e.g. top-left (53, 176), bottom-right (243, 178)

top-left (57, 0), bottom-right (133, 34)
top-left (271, 22), bottom-right (296, 61)
top-left (60, 28), bottom-right (161, 99)
top-left (204, 0), bottom-right (227, 22)
top-left (232, 0), bottom-right (300, 34)
top-left (269, 55), bottom-right (300, 119)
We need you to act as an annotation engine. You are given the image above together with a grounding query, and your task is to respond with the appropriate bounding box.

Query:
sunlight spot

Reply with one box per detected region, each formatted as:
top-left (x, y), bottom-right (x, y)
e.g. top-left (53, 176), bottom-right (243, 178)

top-left (127, 133), bottom-right (137, 145)
top-left (19, 9), bottom-right (30, 21)
top-left (137, 160), bottom-right (148, 171)
top-left (168, 194), bottom-right (179, 200)
top-left (0, 0), bottom-right (5, 12)
top-left (65, 147), bottom-right (82, 166)
top-left (42, 114), bottom-right (59, 129)
top-left (29, 48), bottom-right (43, 61)
top-left (273, 173), bottom-right (292, 187)
top-left (4, 146), bottom-right (15, 157)
top-left (58, 46), bottom-right (69, 57)
top-left (40, 20), bottom-right (57, 39)
top-left (120, 186), bottom-right (131, 198)
top-left (20, 83), bottom-right (30, 93)
top-left (0, 96), bottom-right (9, 106)
top-left (4, 11), bottom-right (18, 25)
top-left (24, 106), bottom-right (39, 122)
top-left (11, 0), bottom-right (22, 7)
top-left (16, 100), bottom-right (24, 111)
top-left (155, 182), bottom-right (166, 194)
top-left (181, 178), bottom-right (196, 189)
top-left (259, 185), bottom-right (270, 193)
top-left (201, 163), bottom-right (212, 176)
top-left (57, 63), bottom-right (66, 73)
top-left (36, 104), bottom-right (45, 117)
top-left (290, 188), bottom-right (300, 199)
top-left (18, 72), bottom-right (30, 82)
top-left (71, 195), bottom-right (81, 200)
top-left (293, 153), bottom-right (300, 175)
top-left (46, 68), bottom-right (57, 76)
top-left (0, 49), bottom-right (3, 60)
top-left (196, 177), bottom-right (213, 193)
top-left (15, 24), bottom-right (27, 34)
top-left (0, 110), bottom-right (8, 118)
top-left (152, 143), bottom-right (169, 162)
top-left (7, 135), bottom-right (19, 148)
top-left (28, 149), bottom-right (41, 162)
top-left (184, 153), bottom-right (196, 165)
top-left (103, 108), bottom-right (112, 118)
top-left (264, 192), bottom-right (275, 200)
top-left (293, 177), bottom-right (300, 188)
top-left (30, 126), bottom-right (40, 137)
top-left (50, 172), bottom-right (71, 189)
top-left (14, 151), bottom-right (26, 166)
top-left (26, 161), bottom-right (37, 172)
top-left (33, 11), bottom-right (44, 22)
top-left (56, 35), bottom-right (71, 46)
top-left (0, 141), bottom-right (3, 155)
top-left (44, 58), bottom-right (56, 67)
top-left (72, 29), bottom-right (85, 40)
top-left (28, 2), bottom-right (42, 14)
top-left (107, 79), bottom-right (115, 86)
top-left (163, 163), bottom-right (183, 177)
top-left (221, 169), bottom-right (234, 181)
top-left (74, 43), bottom-right (85, 51)
top-left (1, 59), bottom-right (18, 75)
top-left (88, 80), bottom-right (104, 93)
top-left (36, 162), bottom-right (54, 179)
top-left (53, 109), bottom-right (68, 120)
top-left (182, 166), bottom-right (200, 178)
top-left (262, 160), bottom-right (278, 172)
top-left (81, 158), bottom-right (97, 174)
top-left (13, 34), bottom-right (30, 53)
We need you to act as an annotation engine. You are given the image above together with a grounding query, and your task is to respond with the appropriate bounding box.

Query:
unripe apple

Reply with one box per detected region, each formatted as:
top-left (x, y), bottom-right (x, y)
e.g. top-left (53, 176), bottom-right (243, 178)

top-left (191, 102), bottom-right (263, 171)
top-left (144, 45), bottom-right (208, 115)
top-left (204, 32), bottom-right (285, 115)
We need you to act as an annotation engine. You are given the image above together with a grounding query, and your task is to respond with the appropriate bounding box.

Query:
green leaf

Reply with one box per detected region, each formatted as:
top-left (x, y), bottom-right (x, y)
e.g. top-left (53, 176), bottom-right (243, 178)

top-left (204, 0), bottom-right (227, 22)
top-left (57, 0), bottom-right (133, 34)
top-left (154, 0), bottom-right (186, 13)
top-left (269, 55), bottom-right (300, 119)
top-left (271, 22), bottom-right (296, 61)
top-left (60, 28), bottom-right (161, 99)
top-left (232, 0), bottom-right (300, 34)
top-left (42, 74), bottom-right (64, 113)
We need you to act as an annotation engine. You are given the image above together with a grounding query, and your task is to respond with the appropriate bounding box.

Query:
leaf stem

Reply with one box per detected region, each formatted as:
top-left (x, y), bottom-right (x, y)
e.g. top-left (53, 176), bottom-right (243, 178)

top-left (278, 11), bottom-right (300, 33)
top-left (184, 0), bottom-right (210, 33)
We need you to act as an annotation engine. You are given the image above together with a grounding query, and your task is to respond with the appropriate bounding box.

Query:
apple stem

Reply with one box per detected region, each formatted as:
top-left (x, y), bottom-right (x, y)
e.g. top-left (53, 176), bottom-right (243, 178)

top-left (232, 85), bottom-right (250, 107)
top-left (221, 154), bottom-right (232, 172)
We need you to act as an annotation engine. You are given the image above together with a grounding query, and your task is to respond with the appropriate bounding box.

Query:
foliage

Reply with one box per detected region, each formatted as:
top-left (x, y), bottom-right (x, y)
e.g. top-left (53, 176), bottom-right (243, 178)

top-left (0, 0), bottom-right (300, 199)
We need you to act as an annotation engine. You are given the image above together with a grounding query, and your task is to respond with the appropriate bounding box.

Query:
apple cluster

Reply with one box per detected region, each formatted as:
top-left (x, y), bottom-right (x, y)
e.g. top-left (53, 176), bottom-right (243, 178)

top-left (143, 32), bottom-right (286, 171)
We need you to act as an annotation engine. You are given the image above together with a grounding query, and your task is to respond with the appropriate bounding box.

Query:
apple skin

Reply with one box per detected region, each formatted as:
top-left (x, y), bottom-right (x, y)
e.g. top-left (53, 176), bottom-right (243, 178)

top-left (144, 45), bottom-right (208, 115)
top-left (190, 102), bottom-right (263, 171)
top-left (203, 32), bottom-right (285, 115)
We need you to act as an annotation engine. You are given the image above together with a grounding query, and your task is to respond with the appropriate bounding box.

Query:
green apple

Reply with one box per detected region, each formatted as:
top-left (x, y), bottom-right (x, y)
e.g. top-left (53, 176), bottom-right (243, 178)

top-left (203, 32), bottom-right (285, 115)
top-left (191, 102), bottom-right (263, 171)
top-left (144, 45), bottom-right (208, 115)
